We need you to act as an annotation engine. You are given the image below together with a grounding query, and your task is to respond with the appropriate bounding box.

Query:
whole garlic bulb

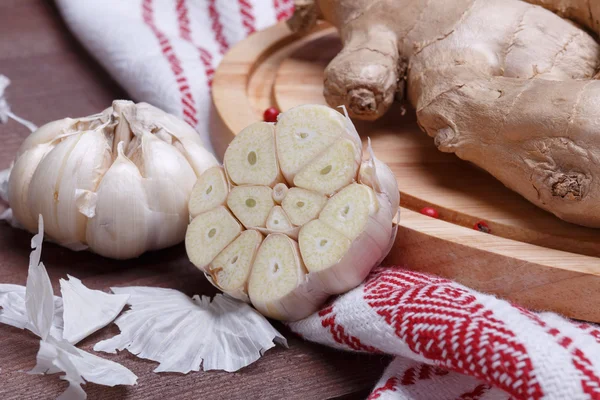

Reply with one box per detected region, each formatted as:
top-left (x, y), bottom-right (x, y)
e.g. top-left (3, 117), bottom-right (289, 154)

top-left (185, 104), bottom-right (399, 321)
top-left (8, 100), bottom-right (218, 259)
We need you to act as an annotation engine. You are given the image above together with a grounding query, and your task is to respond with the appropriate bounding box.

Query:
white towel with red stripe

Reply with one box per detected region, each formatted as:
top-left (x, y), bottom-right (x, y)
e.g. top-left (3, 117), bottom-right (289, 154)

top-left (290, 267), bottom-right (600, 399)
top-left (55, 0), bottom-right (294, 155)
top-left (55, 1), bottom-right (600, 399)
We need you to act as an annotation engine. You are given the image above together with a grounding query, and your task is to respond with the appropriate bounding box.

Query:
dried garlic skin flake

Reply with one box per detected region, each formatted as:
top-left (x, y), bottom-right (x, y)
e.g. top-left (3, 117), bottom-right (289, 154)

top-left (60, 275), bottom-right (129, 345)
top-left (7, 101), bottom-right (218, 259)
top-left (95, 288), bottom-right (286, 373)
top-left (0, 215), bottom-right (137, 400)
top-left (185, 104), bottom-right (399, 321)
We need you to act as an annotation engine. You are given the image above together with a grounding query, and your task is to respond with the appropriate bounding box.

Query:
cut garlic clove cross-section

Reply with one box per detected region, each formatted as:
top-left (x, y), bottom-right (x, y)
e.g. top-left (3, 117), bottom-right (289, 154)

top-left (247, 234), bottom-right (323, 321)
top-left (281, 187), bottom-right (327, 227)
top-left (266, 206), bottom-right (294, 232)
top-left (275, 104), bottom-right (360, 183)
top-left (207, 230), bottom-right (263, 302)
top-left (292, 138), bottom-right (361, 196)
top-left (224, 122), bottom-right (281, 187)
top-left (227, 185), bottom-right (274, 229)
top-left (185, 206), bottom-right (242, 270)
top-left (189, 166), bottom-right (229, 219)
top-left (185, 104), bottom-right (399, 321)
top-left (298, 219), bottom-right (352, 272)
top-left (319, 183), bottom-right (378, 241)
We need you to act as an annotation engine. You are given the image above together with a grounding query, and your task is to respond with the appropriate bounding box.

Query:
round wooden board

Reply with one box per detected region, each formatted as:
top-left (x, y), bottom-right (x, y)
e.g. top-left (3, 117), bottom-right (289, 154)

top-left (212, 22), bottom-right (600, 322)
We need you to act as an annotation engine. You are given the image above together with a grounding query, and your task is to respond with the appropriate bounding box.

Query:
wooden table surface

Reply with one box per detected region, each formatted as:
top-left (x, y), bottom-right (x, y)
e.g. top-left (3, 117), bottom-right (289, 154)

top-left (0, 1), bottom-right (389, 399)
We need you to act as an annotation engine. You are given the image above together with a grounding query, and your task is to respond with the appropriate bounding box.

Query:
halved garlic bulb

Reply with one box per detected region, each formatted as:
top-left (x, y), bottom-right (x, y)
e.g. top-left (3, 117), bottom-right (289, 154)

top-left (8, 100), bottom-right (218, 259)
top-left (185, 104), bottom-right (399, 321)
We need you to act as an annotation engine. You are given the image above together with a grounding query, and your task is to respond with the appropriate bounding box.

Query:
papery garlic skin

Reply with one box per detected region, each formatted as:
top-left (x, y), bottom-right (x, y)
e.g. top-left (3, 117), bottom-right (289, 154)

top-left (8, 100), bottom-right (218, 259)
top-left (185, 104), bottom-right (399, 321)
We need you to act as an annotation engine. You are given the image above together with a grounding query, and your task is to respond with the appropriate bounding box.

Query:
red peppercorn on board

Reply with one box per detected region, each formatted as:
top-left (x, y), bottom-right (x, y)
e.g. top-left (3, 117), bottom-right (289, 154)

top-left (211, 22), bottom-right (600, 323)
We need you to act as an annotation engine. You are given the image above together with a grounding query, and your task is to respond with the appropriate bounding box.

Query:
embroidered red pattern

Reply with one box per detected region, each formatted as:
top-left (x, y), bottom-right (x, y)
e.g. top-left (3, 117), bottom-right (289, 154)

top-left (519, 309), bottom-right (600, 399)
top-left (367, 377), bottom-right (399, 400)
top-left (400, 364), bottom-right (449, 386)
top-left (208, 0), bottom-right (229, 54)
top-left (141, 0), bottom-right (198, 126)
top-left (175, 0), bottom-right (216, 87)
top-left (238, 0), bottom-right (256, 35)
top-left (364, 267), bottom-right (544, 399)
top-left (319, 305), bottom-right (380, 353)
top-left (459, 383), bottom-right (492, 400)
top-left (575, 322), bottom-right (600, 345)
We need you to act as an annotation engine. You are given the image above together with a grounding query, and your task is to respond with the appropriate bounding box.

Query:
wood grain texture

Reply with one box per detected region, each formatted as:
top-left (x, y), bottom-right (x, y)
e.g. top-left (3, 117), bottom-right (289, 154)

top-left (212, 22), bottom-right (600, 322)
top-left (0, 2), bottom-right (387, 399)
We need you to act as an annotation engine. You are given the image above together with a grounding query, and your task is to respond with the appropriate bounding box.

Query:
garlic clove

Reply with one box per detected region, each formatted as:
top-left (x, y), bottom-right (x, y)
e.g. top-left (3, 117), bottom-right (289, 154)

top-left (298, 219), bottom-right (352, 272)
top-left (306, 223), bottom-right (388, 295)
top-left (189, 166), bottom-right (229, 219)
top-left (318, 183), bottom-right (379, 241)
top-left (207, 229), bottom-right (263, 301)
top-left (263, 206), bottom-right (300, 239)
top-left (185, 206), bottom-right (242, 271)
top-left (135, 132), bottom-right (198, 249)
top-left (226, 185), bottom-right (274, 229)
top-left (297, 181), bottom-right (395, 294)
top-left (300, 185), bottom-right (394, 294)
top-left (281, 187), bottom-right (327, 226)
top-left (266, 206), bottom-right (294, 232)
top-left (16, 118), bottom-right (75, 158)
top-left (85, 143), bottom-right (150, 260)
top-left (27, 133), bottom-right (84, 242)
top-left (56, 129), bottom-right (112, 245)
top-left (299, 184), bottom-right (384, 293)
top-left (275, 104), bottom-right (355, 183)
top-left (8, 144), bottom-right (54, 232)
top-left (224, 122), bottom-right (282, 187)
top-left (173, 138), bottom-right (219, 177)
top-left (248, 233), bottom-right (325, 321)
top-left (292, 138), bottom-right (361, 196)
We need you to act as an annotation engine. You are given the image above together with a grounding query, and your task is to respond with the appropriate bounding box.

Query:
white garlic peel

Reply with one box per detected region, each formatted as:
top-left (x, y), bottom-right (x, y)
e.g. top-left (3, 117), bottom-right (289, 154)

top-left (94, 288), bottom-right (287, 373)
top-left (7, 101), bottom-right (218, 259)
top-left (185, 104), bottom-right (399, 321)
top-left (0, 215), bottom-right (137, 399)
top-left (0, 74), bottom-right (37, 132)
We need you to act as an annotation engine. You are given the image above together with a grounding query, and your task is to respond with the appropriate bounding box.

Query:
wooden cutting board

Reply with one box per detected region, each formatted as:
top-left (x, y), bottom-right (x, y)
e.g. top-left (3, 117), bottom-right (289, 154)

top-left (212, 22), bottom-right (600, 323)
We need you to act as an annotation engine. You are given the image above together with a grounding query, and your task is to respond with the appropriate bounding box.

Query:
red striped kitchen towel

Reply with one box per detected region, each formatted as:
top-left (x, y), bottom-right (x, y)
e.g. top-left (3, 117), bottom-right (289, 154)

top-left (55, 1), bottom-right (600, 399)
top-left (56, 0), bottom-right (294, 155)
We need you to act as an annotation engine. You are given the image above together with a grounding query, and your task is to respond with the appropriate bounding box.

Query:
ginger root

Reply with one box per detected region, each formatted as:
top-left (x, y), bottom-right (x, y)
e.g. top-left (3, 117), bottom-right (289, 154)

top-left (290, 0), bottom-right (600, 227)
